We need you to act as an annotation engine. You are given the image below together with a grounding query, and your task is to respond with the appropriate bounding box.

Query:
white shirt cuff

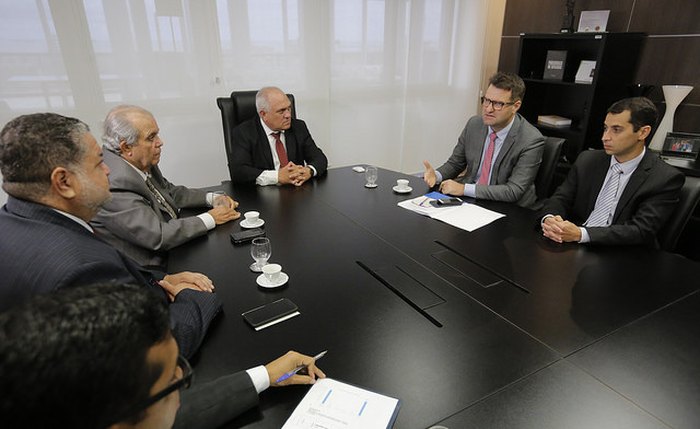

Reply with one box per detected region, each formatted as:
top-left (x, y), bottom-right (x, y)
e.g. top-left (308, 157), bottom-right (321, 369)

top-left (435, 170), bottom-right (443, 184)
top-left (246, 365), bottom-right (270, 394)
top-left (256, 170), bottom-right (279, 186)
top-left (197, 213), bottom-right (216, 230)
top-left (463, 184), bottom-right (476, 198)
top-left (205, 192), bottom-right (214, 206)
top-left (541, 214), bottom-right (554, 226)
top-left (308, 165), bottom-right (317, 177)
top-left (579, 227), bottom-right (590, 243)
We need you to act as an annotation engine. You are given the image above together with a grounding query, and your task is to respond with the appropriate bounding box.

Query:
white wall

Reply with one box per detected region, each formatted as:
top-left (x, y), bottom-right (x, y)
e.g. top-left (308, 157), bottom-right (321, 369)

top-left (0, 0), bottom-right (496, 205)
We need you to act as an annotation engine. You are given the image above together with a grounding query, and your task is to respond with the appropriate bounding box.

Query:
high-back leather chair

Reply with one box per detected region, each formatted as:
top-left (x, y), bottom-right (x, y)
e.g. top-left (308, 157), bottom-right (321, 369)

top-left (535, 136), bottom-right (566, 201)
top-left (216, 90), bottom-right (296, 182)
top-left (658, 175), bottom-right (700, 252)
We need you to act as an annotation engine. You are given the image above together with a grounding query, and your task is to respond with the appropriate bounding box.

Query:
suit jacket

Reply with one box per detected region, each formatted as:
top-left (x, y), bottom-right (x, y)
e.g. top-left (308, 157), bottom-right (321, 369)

top-left (91, 148), bottom-right (210, 268)
top-left (174, 372), bottom-right (259, 429)
top-left (539, 150), bottom-right (685, 246)
top-left (0, 196), bottom-right (221, 358)
top-left (437, 113), bottom-right (544, 208)
top-left (230, 117), bottom-right (328, 184)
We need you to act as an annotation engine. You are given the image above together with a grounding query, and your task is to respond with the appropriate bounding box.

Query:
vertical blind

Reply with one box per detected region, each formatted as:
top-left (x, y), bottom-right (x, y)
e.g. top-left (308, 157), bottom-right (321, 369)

top-left (0, 0), bottom-right (487, 203)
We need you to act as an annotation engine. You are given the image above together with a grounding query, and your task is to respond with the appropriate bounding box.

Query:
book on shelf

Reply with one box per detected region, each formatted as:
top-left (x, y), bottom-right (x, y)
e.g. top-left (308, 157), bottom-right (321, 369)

top-left (543, 50), bottom-right (567, 81)
top-left (575, 60), bottom-right (596, 84)
top-left (537, 115), bottom-right (572, 128)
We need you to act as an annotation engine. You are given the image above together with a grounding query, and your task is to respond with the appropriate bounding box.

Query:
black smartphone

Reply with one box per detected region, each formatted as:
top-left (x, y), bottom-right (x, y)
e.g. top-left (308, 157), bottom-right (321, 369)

top-left (230, 228), bottom-right (265, 245)
top-left (429, 197), bottom-right (463, 207)
top-left (241, 298), bottom-right (300, 330)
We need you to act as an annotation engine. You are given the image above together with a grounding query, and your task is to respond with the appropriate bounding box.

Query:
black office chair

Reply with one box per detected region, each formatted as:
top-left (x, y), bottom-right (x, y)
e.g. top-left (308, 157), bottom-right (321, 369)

top-left (216, 90), bottom-right (296, 182)
top-left (658, 175), bottom-right (700, 252)
top-left (534, 136), bottom-right (566, 201)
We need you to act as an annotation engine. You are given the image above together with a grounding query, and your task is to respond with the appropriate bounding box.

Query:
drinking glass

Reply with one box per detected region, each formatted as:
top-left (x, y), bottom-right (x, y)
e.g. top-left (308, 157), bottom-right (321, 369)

top-left (250, 237), bottom-right (271, 272)
top-left (212, 191), bottom-right (227, 207)
top-left (365, 165), bottom-right (378, 187)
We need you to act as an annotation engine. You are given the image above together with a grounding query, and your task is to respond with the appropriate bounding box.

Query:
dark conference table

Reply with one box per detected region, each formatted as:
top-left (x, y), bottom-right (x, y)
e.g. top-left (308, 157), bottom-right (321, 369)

top-left (169, 166), bottom-right (700, 429)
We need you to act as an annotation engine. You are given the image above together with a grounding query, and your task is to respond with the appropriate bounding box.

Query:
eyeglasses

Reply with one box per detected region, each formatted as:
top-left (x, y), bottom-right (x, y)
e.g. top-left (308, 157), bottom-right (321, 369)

top-left (110, 355), bottom-right (193, 425)
top-left (481, 96), bottom-right (515, 111)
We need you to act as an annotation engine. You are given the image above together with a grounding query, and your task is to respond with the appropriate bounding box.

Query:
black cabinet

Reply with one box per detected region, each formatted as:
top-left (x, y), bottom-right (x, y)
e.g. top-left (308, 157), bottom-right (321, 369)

top-left (517, 33), bottom-right (646, 161)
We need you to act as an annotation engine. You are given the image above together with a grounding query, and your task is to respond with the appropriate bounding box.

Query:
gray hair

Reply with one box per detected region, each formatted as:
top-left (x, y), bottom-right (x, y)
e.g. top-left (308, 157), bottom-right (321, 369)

top-left (102, 105), bottom-right (153, 152)
top-left (255, 87), bottom-right (285, 115)
top-left (0, 113), bottom-right (89, 200)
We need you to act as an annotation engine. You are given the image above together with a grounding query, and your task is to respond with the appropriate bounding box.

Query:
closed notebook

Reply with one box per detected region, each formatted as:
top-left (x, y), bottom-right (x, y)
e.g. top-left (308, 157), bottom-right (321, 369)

top-left (241, 298), bottom-right (300, 331)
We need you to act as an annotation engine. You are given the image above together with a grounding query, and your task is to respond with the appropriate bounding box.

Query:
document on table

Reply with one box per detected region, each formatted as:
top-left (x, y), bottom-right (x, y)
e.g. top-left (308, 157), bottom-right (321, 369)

top-left (282, 378), bottom-right (400, 429)
top-left (398, 194), bottom-right (505, 232)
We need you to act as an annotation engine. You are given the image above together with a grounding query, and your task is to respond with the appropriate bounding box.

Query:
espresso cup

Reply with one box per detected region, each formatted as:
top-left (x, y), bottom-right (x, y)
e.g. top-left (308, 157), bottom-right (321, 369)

top-left (262, 263), bottom-right (282, 283)
top-left (397, 179), bottom-right (410, 190)
top-left (244, 211), bottom-right (260, 224)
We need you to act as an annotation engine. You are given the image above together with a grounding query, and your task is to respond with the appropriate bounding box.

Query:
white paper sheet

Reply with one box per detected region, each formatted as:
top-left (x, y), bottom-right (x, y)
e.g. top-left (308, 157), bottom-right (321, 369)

top-left (398, 195), bottom-right (505, 232)
top-left (282, 378), bottom-right (400, 429)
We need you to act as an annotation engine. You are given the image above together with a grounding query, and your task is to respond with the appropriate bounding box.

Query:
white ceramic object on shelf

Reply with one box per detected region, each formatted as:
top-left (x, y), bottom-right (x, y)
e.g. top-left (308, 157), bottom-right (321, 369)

top-left (649, 85), bottom-right (693, 151)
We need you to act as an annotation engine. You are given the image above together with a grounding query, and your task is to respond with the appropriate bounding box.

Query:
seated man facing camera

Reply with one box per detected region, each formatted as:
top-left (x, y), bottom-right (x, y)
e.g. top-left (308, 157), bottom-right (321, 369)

top-left (0, 283), bottom-right (325, 429)
top-left (539, 97), bottom-right (685, 246)
top-left (230, 86), bottom-right (328, 186)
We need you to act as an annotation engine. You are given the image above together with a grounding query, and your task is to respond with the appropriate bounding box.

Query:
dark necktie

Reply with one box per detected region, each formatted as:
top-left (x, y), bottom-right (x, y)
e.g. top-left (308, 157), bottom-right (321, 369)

top-left (145, 177), bottom-right (178, 219)
top-left (272, 132), bottom-right (289, 166)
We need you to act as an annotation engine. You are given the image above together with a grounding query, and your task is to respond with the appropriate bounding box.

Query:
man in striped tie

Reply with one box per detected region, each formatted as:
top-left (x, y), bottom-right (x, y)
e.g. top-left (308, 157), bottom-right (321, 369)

top-left (423, 72), bottom-right (545, 208)
top-left (539, 97), bottom-right (685, 246)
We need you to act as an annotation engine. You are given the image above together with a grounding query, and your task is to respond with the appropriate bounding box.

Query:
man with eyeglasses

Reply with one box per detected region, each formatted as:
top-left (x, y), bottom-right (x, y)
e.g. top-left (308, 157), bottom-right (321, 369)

top-left (423, 72), bottom-right (545, 208)
top-left (0, 283), bottom-right (325, 429)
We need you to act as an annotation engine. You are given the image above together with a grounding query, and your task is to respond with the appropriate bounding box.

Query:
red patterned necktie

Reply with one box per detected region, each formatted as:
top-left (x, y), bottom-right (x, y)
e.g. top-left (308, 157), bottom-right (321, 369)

top-left (477, 131), bottom-right (498, 185)
top-left (272, 132), bottom-right (289, 167)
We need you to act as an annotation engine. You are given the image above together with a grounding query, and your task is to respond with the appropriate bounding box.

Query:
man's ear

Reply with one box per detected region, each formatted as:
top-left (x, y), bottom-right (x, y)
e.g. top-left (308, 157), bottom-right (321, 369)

top-left (512, 99), bottom-right (522, 113)
top-left (50, 167), bottom-right (77, 199)
top-left (638, 124), bottom-right (652, 141)
top-left (119, 140), bottom-right (132, 157)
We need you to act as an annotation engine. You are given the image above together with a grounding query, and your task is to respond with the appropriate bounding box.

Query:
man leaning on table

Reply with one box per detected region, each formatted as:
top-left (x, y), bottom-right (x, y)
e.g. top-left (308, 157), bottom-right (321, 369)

top-left (0, 283), bottom-right (325, 429)
top-left (423, 72), bottom-right (545, 208)
top-left (0, 112), bottom-right (219, 358)
top-left (229, 86), bottom-right (328, 186)
top-left (91, 105), bottom-right (240, 269)
top-left (538, 97), bottom-right (685, 246)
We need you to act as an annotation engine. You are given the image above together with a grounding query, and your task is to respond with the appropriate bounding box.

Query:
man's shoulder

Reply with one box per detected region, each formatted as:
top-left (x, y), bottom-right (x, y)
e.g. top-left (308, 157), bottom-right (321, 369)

top-left (512, 114), bottom-right (543, 140)
top-left (232, 117), bottom-right (262, 134)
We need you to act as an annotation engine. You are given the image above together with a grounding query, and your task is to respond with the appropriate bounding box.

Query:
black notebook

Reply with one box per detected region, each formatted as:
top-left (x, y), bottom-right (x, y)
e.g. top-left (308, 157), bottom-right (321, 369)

top-left (242, 298), bottom-right (300, 331)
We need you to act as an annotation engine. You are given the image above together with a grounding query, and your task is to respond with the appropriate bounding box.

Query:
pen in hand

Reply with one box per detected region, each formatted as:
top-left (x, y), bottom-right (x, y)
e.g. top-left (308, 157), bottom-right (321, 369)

top-left (276, 350), bottom-right (327, 383)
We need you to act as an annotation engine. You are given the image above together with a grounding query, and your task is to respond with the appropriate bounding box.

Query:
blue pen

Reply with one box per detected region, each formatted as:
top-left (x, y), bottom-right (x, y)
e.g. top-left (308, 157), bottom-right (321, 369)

top-left (276, 350), bottom-right (327, 383)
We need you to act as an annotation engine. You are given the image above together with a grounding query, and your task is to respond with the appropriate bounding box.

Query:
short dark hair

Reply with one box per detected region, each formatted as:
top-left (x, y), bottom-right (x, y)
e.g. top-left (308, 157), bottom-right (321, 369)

top-left (488, 72), bottom-right (526, 102)
top-left (607, 97), bottom-right (658, 137)
top-left (0, 283), bottom-right (171, 428)
top-left (0, 113), bottom-right (90, 199)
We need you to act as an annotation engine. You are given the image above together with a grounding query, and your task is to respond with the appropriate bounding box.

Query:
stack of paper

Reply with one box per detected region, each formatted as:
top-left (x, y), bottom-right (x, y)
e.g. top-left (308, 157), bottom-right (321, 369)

top-left (397, 192), bottom-right (505, 232)
top-left (282, 378), bottom-right (400, 429)
top-left (537, 115), bottom-right (572, 128)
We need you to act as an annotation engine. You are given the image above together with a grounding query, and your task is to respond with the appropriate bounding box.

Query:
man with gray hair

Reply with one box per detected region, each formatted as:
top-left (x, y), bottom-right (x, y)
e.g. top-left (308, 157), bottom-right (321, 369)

top-left (229, 86), bottom-right (328, 185)
top-left (92, 105), bottom-right (240, 269)
top-left (0, 112), bottom-right (221, 358)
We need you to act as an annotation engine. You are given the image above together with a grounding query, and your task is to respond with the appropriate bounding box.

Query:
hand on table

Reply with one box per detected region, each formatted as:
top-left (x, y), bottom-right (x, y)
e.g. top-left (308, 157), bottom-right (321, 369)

top-left (266, 350), bottom-right (326, 387)
top-left (438, 179), bottom-right (465, 196)
top-left (161, 271), bottom-right (215, 300)
top-left (541, 215), bottom-right (582, 243)
top-left (208, 206), bottom-right (240, 224)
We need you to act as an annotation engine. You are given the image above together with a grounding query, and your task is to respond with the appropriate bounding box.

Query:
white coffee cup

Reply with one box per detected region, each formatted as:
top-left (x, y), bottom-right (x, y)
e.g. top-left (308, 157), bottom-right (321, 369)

top-left (397, 179), bottom-right (410, 190)
top-left (244, 211), bottom-right (260, 224)
top-left (262, 263), bottom-right (282, 283)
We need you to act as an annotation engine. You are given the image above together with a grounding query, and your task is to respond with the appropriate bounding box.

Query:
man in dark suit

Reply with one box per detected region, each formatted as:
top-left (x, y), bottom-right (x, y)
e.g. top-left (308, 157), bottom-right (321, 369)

top-left (230, 86), bottom-right (328, 185)
top-left (0, 283), bottom-right (325, 429)
top-left (539, 97), bottom-right (685, 246)
top-left (423, 72), bottom-right (545, 208)
top-left (92, 105), bottom-right (240, 269)
top-left (0, 113), bottom-right (219, 357)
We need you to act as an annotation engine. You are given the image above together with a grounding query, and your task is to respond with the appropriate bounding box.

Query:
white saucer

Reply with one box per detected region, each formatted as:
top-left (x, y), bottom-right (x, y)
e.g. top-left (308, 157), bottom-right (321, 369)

top-left (365, 183), bottom-right (378, 188)
top-left (256, 272), bottom-right (289, 288)
top-left (240, 219), bottom-right (265, 229)
top-left (393, 185), bottom-right (412, 194)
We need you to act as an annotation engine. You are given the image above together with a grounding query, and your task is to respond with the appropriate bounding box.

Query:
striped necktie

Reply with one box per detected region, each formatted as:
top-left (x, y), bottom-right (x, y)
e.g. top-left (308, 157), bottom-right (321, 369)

top-left (145, 177), bottom-right (178, 219)
top-left (585, 163), bottom-right (622, 227)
